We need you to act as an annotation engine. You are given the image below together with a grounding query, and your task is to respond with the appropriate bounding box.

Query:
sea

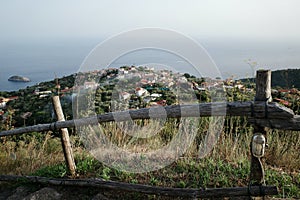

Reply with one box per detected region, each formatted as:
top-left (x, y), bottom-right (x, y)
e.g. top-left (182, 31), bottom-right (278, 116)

top-left (1, 37), bottom-right (300, 92)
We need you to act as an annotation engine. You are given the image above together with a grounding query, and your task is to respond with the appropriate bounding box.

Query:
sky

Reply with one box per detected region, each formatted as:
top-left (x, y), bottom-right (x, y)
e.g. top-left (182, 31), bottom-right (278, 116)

top-left (1, 0), bottom-right (300, 81)
top-left (1, 0), bottom-right (300, 41)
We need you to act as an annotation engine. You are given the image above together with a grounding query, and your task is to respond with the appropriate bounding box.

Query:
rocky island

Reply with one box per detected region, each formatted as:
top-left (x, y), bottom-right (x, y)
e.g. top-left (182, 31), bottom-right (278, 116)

top-left (8, 75), bottom-right (31, 82)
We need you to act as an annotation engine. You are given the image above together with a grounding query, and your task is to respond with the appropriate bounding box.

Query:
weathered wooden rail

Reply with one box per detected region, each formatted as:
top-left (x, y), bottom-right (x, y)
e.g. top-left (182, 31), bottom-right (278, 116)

top-left (1, 70), bottom-right (299, 198)
top-left (0, 101), bottom-right (299, 137)
top-left (0, 175), bottom-right (278, 198)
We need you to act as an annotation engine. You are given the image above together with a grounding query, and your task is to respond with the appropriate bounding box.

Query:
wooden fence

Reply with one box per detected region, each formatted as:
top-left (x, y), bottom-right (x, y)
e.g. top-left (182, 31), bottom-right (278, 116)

top-left (1, 70), bottom-right (299, 198)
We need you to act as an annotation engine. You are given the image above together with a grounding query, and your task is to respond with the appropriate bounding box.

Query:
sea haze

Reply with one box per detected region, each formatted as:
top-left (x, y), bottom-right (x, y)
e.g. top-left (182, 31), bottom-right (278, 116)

top-left (0, 37), bottom-right (299, 91)
top-left (0, 38), bottom-right (97, 91)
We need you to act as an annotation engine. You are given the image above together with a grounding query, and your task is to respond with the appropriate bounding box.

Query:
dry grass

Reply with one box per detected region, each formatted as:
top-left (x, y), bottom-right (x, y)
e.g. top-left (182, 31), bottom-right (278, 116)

top-left (0, 132), bottom-right (64, 175)
top-left (0, 117), bottom-right (299, 175)
top-left (0, 117), bottom-right (299, 198)
top-left (266, 129), bottom-right (300, 171)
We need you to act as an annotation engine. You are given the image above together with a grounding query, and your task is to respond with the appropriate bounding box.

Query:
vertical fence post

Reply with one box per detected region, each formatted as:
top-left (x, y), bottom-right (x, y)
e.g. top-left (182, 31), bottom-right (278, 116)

top-left (255, 70), bottom-right (272, 103)
top-left (250, 70), bottom-right (272, 186)
top-left (52, 95), bottom-right (76, 177)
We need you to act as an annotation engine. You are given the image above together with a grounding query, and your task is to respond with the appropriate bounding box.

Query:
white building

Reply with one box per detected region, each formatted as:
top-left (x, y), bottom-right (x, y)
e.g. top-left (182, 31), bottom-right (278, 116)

top-left (135, 87), bottom-right (149, 97)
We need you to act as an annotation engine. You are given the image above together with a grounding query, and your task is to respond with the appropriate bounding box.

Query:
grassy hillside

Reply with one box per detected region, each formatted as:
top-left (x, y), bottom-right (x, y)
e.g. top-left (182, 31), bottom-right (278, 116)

top-left (0, 67), bottom-right (299, 199)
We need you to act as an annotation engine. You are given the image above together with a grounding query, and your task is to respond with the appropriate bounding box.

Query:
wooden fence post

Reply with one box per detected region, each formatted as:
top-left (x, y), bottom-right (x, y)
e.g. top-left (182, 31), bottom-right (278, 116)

top-left (52, 96), bottom-right (76, 177)
top-left (250, 70), bottom-right (271, 186)
top-left (255, 70), bottom-right (272, 102)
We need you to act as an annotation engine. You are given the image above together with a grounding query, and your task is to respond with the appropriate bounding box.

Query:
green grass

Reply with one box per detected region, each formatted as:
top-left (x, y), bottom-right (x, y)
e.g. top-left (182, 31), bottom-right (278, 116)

top-left (265, 169), bottom-right (300, 198)
top-left (29, 155), bottom-right (300, 198)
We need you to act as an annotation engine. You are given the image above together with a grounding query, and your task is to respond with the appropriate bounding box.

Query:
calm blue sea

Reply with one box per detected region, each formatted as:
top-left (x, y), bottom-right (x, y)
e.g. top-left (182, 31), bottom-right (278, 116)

top-left (0, 39), bottom-right (96, 91)
top-left (1, 37), bottom-right (299, 92)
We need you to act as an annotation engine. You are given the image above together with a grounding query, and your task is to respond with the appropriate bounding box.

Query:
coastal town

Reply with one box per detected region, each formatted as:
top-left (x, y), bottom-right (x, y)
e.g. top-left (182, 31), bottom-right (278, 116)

top-left (1, 66), bottom-right (300, 129)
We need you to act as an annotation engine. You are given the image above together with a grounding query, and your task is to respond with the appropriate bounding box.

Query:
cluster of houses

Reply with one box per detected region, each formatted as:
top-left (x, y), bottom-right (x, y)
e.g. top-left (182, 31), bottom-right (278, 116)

top-left (110, 66), bottom-right (227, 107)
top-left (2, 66), bottom-right (299, 125)
top-left (65, 66), bottom-right (300, 110)
top-left (119, 88), bottom-right (167, 106)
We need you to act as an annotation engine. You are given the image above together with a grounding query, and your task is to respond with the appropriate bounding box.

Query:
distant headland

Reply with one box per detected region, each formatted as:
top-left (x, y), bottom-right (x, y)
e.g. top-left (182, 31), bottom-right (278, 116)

top-left (8, 75), bottom-right (31, 82)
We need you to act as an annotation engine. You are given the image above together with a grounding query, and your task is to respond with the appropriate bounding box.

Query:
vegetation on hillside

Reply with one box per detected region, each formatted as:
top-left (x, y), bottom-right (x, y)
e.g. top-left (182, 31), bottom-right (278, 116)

top-left (240, 68), bottom-right (300, 89)
top-left (0, 67), bottom-right (300, 199)
top-left (272, 68), bottom-right (300, 89)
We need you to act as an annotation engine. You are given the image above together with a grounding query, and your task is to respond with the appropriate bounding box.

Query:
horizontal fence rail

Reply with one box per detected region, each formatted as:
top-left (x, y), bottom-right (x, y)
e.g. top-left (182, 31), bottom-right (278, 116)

top-left (1, 101), bottom-right (300, 137)
top-left (0, 175), bottom-right (278, 198)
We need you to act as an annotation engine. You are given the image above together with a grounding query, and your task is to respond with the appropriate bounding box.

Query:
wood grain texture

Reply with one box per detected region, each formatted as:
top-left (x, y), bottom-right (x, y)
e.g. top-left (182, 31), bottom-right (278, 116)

top-left (0, 101), bottom-right (298, 137)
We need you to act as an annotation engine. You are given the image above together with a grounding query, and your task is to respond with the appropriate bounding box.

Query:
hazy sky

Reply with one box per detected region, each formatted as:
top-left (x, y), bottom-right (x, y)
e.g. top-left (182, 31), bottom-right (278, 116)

top-left (1, 0), bottom-right (300, 41)
top-left (1, 0), bottom-right (300, 83)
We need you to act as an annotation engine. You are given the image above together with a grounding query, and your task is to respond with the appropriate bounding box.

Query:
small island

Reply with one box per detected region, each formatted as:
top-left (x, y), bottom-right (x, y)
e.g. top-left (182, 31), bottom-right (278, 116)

top-left (8, 75), bottom-right (31, 82)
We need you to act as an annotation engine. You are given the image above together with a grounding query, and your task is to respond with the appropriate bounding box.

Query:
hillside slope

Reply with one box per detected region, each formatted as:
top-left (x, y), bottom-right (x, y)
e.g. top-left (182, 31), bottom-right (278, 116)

top-left (240, 68), bottom-right (300, 89)
top-left (271, 68), bottom-right (300, 89)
